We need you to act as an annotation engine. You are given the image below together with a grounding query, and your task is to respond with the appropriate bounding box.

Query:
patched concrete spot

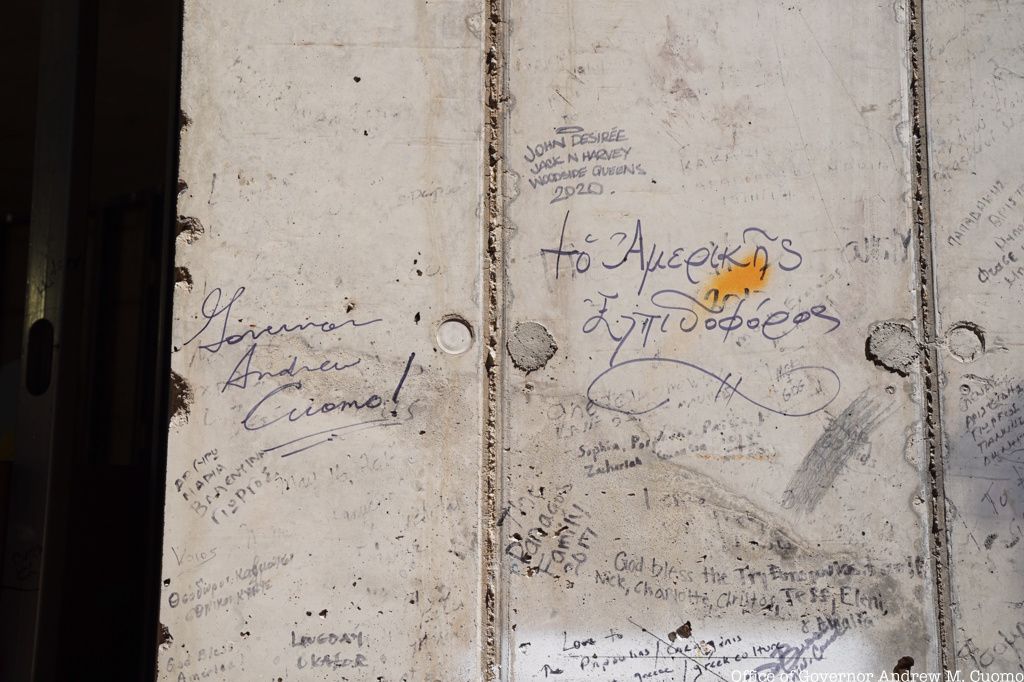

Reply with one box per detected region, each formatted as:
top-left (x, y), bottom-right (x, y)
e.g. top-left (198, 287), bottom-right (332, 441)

top-left (946, 321), bottom-right (985, 363)
top-left (865, 320), bottom-right (918, 376)
top-left (437, 316), bottom-right (474, 355)
top-left (507, 321), bottom-right (557, 372)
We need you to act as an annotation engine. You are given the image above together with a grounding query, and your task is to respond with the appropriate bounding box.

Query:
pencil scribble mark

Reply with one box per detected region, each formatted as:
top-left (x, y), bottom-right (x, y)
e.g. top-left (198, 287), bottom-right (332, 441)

top-left (782, 393), bottom-right (888, 513)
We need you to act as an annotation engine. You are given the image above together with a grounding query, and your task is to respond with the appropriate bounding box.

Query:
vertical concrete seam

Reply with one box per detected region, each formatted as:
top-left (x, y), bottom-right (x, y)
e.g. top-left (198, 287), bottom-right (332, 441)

top-left (482, 0), bottom-right (505, 679)
top-left (909, 0), bottom-right (955, 669)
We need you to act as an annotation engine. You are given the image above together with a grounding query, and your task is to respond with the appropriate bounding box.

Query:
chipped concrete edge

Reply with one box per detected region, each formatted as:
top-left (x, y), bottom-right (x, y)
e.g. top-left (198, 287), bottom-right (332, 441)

top-left (909, 0), bottom-right (956, 669)
top-left (482, 0), bottom-right (506, 679)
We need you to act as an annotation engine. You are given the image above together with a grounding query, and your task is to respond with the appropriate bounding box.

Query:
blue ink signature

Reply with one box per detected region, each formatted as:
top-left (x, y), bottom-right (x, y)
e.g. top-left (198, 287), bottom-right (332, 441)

top-left (540, 211), bottom-right (804, 295)
top-left (748, 623), bottom-right (846, 680)
top-left (261, 400), bottom-right (418, 458)
top-left (587, 357), bottom-right (840, 418)
top-left (182, 286), bottom-right (381, 354)
top-left (222, 343), bottom-right (361, 392)
top-left (241, 352), bottom-right (416, 432)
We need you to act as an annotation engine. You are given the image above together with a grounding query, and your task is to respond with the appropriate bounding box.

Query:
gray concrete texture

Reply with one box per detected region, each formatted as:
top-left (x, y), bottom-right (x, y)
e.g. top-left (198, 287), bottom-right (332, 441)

top-left (158, 0), bottom-right (1024, 679)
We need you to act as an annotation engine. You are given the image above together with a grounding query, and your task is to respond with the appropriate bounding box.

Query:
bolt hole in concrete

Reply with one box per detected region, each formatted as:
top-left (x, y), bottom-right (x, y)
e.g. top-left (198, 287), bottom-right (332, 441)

top-left (945, 321), bottom-right (985, 362)
top-left (436, 316), bottom-right (474, 354)
top-left (507, 321), bottom-right (557, 372)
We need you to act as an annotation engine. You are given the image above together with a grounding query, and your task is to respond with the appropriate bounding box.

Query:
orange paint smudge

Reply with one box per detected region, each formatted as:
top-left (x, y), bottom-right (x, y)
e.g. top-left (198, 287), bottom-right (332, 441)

top-left (659, 249), bottom-right (772, 359)
top-left (701, 250), bottom-right (770, 307)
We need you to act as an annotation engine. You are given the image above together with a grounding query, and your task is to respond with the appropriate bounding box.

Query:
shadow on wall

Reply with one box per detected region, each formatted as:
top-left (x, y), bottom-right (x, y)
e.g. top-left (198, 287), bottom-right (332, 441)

top-left (0, 1), bottom-right (181, 679)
